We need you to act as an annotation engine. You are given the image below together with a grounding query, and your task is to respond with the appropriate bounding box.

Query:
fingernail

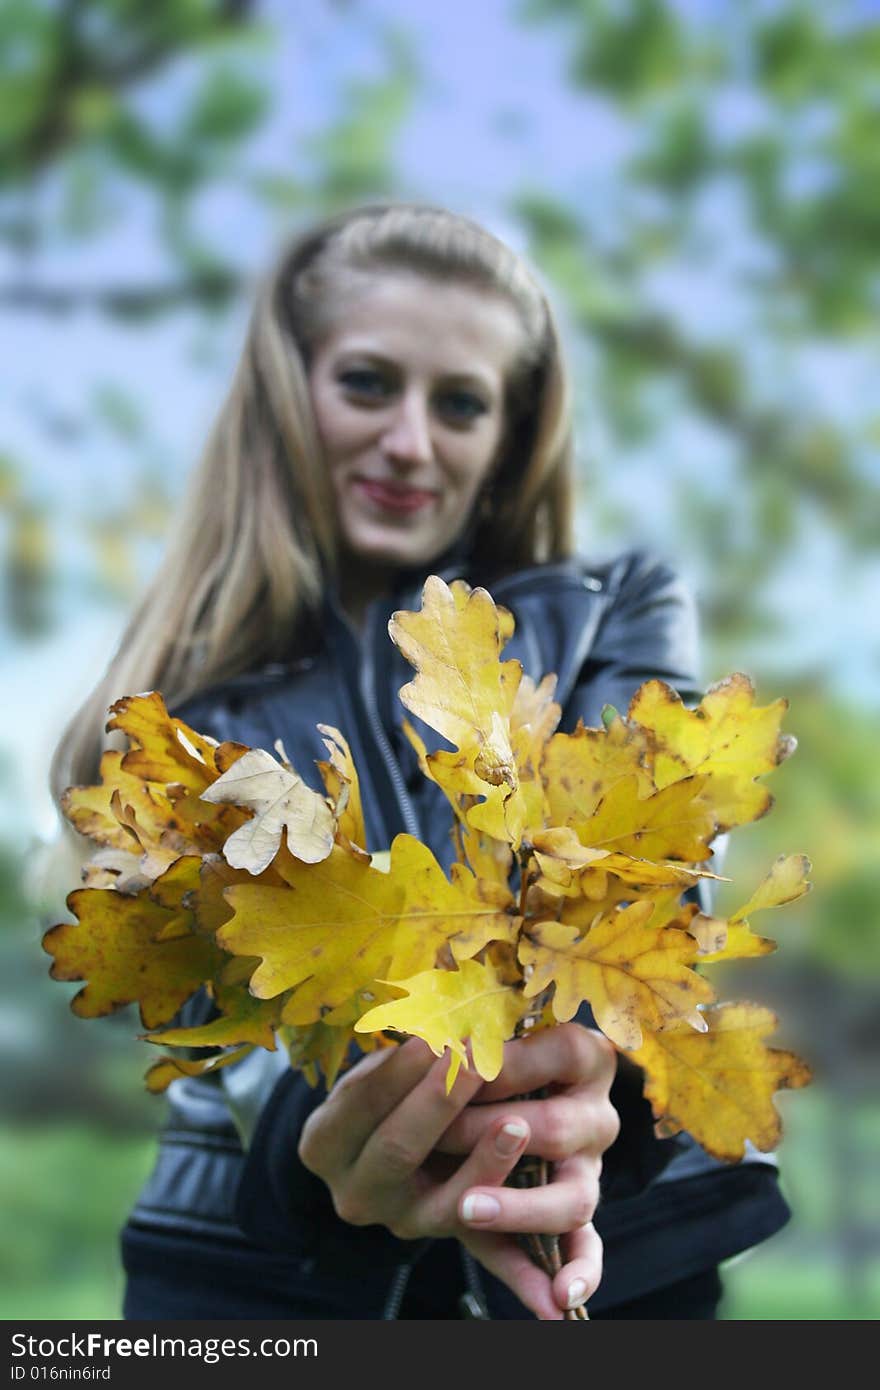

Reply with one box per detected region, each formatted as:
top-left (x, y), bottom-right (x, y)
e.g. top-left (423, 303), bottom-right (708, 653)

top-left (495, 1121), bottom-right (528, 1157)
top-left (462, 1193), bottom-right (501, 1224)
top-left (566, 1278), bottom-right (588, 1310)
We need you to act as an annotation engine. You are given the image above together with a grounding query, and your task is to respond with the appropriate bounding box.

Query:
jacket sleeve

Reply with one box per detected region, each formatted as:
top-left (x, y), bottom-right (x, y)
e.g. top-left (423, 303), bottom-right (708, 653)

top-left (234, 1051), bottom-right (413, 1274)
top-left (566, 550), bottom-right (703, 728)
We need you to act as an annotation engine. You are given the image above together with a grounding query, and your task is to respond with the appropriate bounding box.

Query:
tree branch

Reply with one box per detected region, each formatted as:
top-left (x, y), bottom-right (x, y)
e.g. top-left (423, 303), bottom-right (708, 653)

top-left (6, 0), bottom-right (258, 179)
top-left (0, 268), bottom-right (246, 317)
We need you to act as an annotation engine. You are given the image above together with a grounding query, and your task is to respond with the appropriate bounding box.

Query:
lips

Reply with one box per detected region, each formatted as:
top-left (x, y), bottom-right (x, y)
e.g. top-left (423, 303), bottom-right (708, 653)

top-left (353, 478), bottom-right (439, 514)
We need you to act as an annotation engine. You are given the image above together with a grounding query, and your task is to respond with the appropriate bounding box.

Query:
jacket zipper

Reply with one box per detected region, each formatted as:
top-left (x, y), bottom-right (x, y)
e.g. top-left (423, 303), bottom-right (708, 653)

top-left (360, 603), bottom-right (422, 840)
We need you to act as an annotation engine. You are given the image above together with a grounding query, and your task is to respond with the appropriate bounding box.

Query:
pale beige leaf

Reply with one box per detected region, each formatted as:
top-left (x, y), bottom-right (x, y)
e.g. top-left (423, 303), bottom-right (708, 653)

top-left (201, 747), bottom-right (335, 873)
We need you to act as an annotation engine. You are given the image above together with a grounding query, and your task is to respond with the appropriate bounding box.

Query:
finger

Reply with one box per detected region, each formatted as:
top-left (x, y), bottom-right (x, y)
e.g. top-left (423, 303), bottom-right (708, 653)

top-left (347, 1051), bottom-right (486, 1203)
top-left (420, 1113), bottom-right (530, 1229)
top-left (458, 1151), bottom-right (600, 1236)
top-left (460, 1232), bottom-right (562, 1321)
top-left (300, 1037), bottom-right (437, 1177)
top-left (552, 1222), bottom-right (604, 1314)
top-left (385, 1112), bottom-right (530, 1240)
top-left (467, 1024), bottom-right (617, 1103)
top-left (438, 1083), bottom-right (617, 1160)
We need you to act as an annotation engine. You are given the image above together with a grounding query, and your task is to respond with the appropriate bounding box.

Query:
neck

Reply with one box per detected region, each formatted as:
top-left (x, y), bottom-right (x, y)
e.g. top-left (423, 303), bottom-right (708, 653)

top-left (335, 556), bottom-right (397, 631)
top-left (332, 534), bottom-right (476, 630)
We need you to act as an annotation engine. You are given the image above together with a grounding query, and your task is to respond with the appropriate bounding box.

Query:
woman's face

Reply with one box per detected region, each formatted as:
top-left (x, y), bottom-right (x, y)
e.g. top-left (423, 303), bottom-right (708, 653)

top-left (307, 271), bottom-right (524, 579)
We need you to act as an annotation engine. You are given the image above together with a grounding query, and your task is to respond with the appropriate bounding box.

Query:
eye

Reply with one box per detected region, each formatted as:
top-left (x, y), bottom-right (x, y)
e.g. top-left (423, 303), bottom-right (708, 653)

top-left (435, 389), bottom-right (489, 426)
top-left (338, 367), bottom-right (392, 402)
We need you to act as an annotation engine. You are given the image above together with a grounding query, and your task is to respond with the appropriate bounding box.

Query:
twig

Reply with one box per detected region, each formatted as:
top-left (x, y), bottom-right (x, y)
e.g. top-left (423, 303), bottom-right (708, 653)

top-left (510, 845), bottom-right (589, 1320)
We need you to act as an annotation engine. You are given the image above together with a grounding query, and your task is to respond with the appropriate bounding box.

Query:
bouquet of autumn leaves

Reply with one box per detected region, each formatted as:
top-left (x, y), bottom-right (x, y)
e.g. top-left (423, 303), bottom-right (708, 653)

top-left (45, 575), bottom-right (812, 1173)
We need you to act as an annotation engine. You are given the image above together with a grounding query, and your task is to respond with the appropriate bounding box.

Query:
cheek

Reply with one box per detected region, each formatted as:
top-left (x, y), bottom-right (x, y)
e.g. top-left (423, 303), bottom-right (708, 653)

top-left (446, 429), bottom-right (503, 500)
top-left (309, 376), bottom-right (366, 462)
top-left (311, 400), bottom-right (346, 459)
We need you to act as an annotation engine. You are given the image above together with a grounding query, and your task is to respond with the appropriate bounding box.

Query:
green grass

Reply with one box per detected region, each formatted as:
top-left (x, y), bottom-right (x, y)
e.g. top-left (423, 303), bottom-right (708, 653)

top-left (0, 1125), bottom-right (155, 1320)
top-left (721, 1253), bottom-right (880, 1320)
top-left (720, 1087), bottom-right (880, 1319)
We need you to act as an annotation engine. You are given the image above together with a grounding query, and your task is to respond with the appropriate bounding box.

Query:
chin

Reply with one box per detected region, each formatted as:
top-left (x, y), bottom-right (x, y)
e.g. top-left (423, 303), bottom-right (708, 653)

top-left (342, 524), bottom-right (449, 572)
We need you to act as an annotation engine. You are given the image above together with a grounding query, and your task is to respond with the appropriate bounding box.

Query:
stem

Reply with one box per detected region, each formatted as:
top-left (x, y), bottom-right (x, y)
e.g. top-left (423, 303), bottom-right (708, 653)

top-left (510, 845), bottom-right (589, 1321)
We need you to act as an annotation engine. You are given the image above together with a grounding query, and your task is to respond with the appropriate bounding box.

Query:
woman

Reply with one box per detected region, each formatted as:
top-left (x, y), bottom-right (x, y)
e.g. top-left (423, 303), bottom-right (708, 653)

top-left (51, 203), bottom-right (789, 1320)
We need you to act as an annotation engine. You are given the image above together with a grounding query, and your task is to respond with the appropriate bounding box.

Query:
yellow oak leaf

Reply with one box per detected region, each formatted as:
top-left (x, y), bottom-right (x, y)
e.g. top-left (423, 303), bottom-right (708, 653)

top-left (218, 835), bottom-right (514, 1025)
top-left (573, 774), bottom-right (716, 863)
top-left (542, 716), bottom-right (653, 831)
top-left (400, 650), bottom-right (554, 851)
top-left (529, 862), bottom-right (687, 934)
top-left (219, 842), bottom-right (404, 1018)
top-left (483, 938), bottom-right (524, 987)
top-left (468, 726), bottom-right (548, 846)
top-left (406, 719), bottom-right (544, 850)
top-left (63, 693), bottom-right (250, 861)
top-left (63, 753), bottom-right (173, 852)
top-left (316, 724), bottom-right (366, 851)
top-left (146, 855), bottom-right (202, 939)
top-left (284, 1019), bottom-right (355, 1090)
top-left (529, 826), bottom-right (719, 901)
top-left (192, 855), bottom-right (245, 935)
top-left (43, 886), bottom-right (223, 1029)
top-left (283, 988), bottom-right (398, 1088)
top-left (511, 669), bottom-right (558, 756)
top-left (730, 853), bottom-right (812, 922)
top-left (693, 853), bottom-right (811, 963)
top-left (389, 576), bottom-right (522, 789)
top-left (201, 746), bottom-right (336, 873)
top-left (354, 957), bottom-right (527, 1090)
top-left (144, 964), bottom-right (284, 1051)
top-left (642, 887), bottom-right (699, 931)
top-left (529, 826), bottom-right (609, 896)
top-left (460, 672), bottom-right (562, 845)
top-left (107, 692), bottom-right (224, 791)
top-left (628, 675), bottom-right (796, 830)
top-left (627, 1002), bottom-right (812, 1160)
top-left (386, 838), bottom-right (515, 975)
top-left (106, 789), bottom-right (188, 878)
top-left (519, 900), bottom-right (714, 1049)
top-left (691, 914), bottom-right (777, 962)
top-left (688, 914), bottom-right (731, 957)
top-left (145, 1045), bottom-right (253, 1094)
top-left (451, 810), bottom-right (514, 888)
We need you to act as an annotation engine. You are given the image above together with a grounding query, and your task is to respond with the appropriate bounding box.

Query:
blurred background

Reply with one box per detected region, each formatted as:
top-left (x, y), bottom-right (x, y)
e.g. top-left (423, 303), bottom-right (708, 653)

top-left (2, 0), bottom-right (879, 1320)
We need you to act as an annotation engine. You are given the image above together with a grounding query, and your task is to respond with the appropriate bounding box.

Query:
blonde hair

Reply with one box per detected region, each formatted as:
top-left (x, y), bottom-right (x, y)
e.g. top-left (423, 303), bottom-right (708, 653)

top-left (50, 202), bottom-right (575, 802)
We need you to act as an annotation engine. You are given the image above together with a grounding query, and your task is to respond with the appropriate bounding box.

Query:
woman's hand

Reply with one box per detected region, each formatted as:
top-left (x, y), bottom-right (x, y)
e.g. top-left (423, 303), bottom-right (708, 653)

top-left (297, 1023), bottom-right (619, 1319)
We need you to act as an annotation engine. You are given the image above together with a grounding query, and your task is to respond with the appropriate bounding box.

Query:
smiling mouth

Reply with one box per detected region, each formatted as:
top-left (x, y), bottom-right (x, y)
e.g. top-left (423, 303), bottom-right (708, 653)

top-left (353, 478), bottom-right (439, 514)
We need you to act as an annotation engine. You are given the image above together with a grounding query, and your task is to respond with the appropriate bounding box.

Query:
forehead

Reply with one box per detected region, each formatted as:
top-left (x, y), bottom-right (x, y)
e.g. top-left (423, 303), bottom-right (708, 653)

top-left (314, 271), bottom-right (525, 382)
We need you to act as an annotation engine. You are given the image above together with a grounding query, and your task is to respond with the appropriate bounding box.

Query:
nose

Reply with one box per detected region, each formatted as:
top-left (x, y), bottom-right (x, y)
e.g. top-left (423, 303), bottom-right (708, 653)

top-left (380, 390), bottom-right (433, 470)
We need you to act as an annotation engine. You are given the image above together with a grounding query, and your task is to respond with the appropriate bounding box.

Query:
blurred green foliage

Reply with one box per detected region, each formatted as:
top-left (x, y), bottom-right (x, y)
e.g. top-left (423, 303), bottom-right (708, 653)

top-left (2, 0), bottom-right (878, 1320)
top-left (518, 0), bottom-right (880, 655)
top-left (0, 1126), bottom-right (154, 1320)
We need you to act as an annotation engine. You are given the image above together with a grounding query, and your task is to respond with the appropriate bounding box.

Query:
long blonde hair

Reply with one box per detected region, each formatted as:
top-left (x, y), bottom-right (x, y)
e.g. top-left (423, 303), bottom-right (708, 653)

top-left (51, 202), bottom-right (575, 802)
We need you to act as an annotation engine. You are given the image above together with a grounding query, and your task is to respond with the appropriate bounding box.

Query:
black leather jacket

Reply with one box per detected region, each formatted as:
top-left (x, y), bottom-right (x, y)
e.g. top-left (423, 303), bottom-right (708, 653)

top-left (123, 549), bottom-right (788, 1316)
